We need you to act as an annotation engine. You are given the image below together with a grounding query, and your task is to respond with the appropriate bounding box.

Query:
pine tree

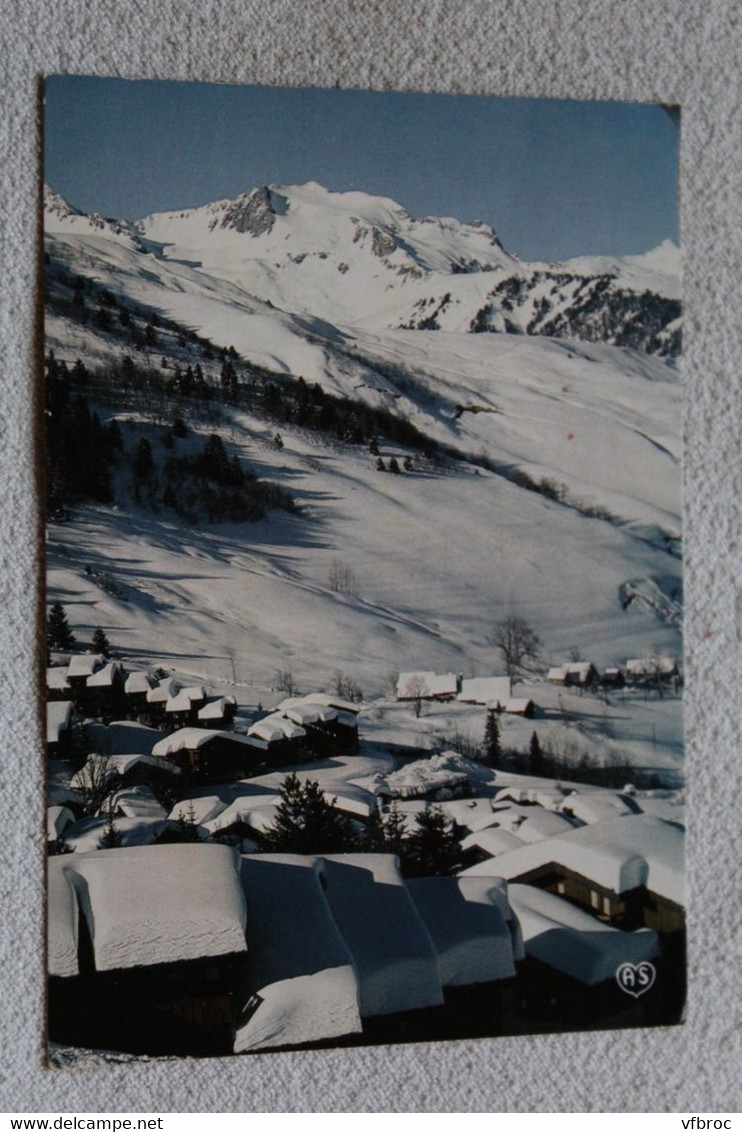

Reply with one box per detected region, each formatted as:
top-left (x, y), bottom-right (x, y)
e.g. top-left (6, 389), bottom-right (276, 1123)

top-left (363, 805), bottom-right (388, 852)
top-left (381, 803), bottom-right (408, 857)
top-left (47, 602), bottom-right (75, 650)
top-left (262, 774), bottom-right (357, 855)
top-left (171, 800), bottom-right (201, 843)
top-left (529, 731), bottom-right (544, 776)
top-left (98, 808), bottom-right (123, 849)
top-left (482, 710), bottom-right (502, 767)
top-left (134, 437), bottom-right (154, 479)
top-left (405, 805), bottom-right (458, 877)
top-left (91, 627), bottom-right (111, 658)
top-left (388, 456), bottom-right (401, 474)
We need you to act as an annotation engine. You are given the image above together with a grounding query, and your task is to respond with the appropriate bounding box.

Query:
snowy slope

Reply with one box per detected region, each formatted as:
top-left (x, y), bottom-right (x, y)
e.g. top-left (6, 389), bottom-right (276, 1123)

top-left (43, 182), bottom-right (683, 755)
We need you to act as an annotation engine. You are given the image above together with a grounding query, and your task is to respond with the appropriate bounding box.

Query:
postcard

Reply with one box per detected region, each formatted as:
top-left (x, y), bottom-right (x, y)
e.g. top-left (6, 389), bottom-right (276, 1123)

top-left (44, 77), bottom-right (683, 1061)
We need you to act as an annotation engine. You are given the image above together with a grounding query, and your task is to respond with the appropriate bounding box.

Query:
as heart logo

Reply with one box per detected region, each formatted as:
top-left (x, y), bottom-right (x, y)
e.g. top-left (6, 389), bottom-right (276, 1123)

top-left (616, 961), bottom-right (656, 997)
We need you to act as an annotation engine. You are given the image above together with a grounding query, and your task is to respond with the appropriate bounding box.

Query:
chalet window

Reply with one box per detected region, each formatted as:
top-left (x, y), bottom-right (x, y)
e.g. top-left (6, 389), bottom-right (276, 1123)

top-left (589, 889), bottom-right (599, 910)
top-left (556, 882), bottom-right (566, 895)
top-left (602, 896), bottom-right (612, 916)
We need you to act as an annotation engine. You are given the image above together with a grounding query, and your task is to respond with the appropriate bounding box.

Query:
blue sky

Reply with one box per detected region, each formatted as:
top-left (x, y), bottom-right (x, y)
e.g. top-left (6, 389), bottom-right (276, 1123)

top-left (44, 76), bottom-right (679, 262)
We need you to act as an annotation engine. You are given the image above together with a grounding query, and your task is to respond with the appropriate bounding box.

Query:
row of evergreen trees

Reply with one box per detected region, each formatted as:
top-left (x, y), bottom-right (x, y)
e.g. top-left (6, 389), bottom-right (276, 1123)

top-left (259, 774), bottom-right (459, 877)
top-left (45, 352), bottom-right (121, 518)
top-left (47, 600), bottom-right (110, 657)
top-left (481, 710), bottom-right (648, 789)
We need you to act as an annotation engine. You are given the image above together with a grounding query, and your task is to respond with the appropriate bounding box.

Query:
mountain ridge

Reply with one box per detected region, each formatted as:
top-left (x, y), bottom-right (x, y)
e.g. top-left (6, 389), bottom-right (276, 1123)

top-left (45, 181), bottom-right (681, 356)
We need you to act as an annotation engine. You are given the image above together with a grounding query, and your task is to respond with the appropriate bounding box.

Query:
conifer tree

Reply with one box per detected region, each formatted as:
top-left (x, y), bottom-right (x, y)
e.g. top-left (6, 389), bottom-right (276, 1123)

top-left (47, 602), bottom-right (75, 650)
top-left (363, 805), bottom-right (388, 852)
top-left (381, 803), bottom-right (408, 857)
top-left (262, 774), bottom-right (357, 855)
top-left (91, 627), bottom-right (111, 658)
top-left (529, 731), bottom-right (544, 776)
top-left (134, 437), bottom-right (154, 479)
top-left (482, 710), bottom-right (502, 767)
top-left (405, 805), bottom-right (458, 877)
top-left (98, 807), bottom-right (123, 849)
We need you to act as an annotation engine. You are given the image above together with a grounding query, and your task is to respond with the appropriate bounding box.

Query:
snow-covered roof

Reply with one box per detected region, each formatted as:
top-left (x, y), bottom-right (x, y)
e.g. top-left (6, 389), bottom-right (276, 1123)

top-left (197, 696), bottom-right (237, 721)
top-left (547, 667), bottom-right (567, 681)
top-left (106, 752), bottom-right (180, 778)
top-left (397, 671), bottom-right (458, 699)
top-left (494, 787), bottom-right (566, 810)
top-left (146, 677), bottom-right (181, 704)
top-left (564, 662), bottom-right (595, 682)
top-left (48, 783), bottom-right (83, 809)
top-left (124, 671), bottom-right (157, 695)
top-left (152, 727), bottom-right (256, 757)
top-left (205, 799), bottom-right (281, 836)
top-left (235, 854), bottom-right (362, 1053)
top-left (461, 815), bottom-right (684, 905)
top-left (47, 666), bottom-right (70, 692)
top-left (509, 884), bottom-right (660, 985)
top-left (67, 654), bottom-right (104, 679)
top-left (407, 876), bottom-right (517, 986)
top-left (85, 721), bottom-right (165, 756)
top-left (70, 751), bottom-right (180, 792)
top-left (166, 691), bottom-right (197, 713)
top-left (326, 792), bottom-right (374, 820)
top-left (109, 785), bottom-right (166, 821)
top-left (633, 791), bottom-right (686, 825)
top-left (87, 661), bottom-right (123, 688)
top-left (435, 797), bottom-right (496, 833)
top-left (457, 676), bottom-right (511, 705)
top-left (461, 826), bottom-right (529, 858)
top-left (47, 858), bottom-right (79, 978)
top-left (166, 795), bottom-right (229, 825)
top-left (317, 853), bottom-right (443, 1017)
top-left (47, 805), bottom-right (76, 840)
top-left (248, 714), bottom-right (306, 743)
top-left (559, 791), bottom-right (636, 825)
top-left (283, 703), bottom-right (338, 726)
top-left (502, 698), bottom-right (534, 714)
top-left (277, 693), bottom-right (361, 715)
top-left (506, 809), bottom-right (577, 843)
top-left (64, 844), bottom-right (247, 971)
top-left (478, 804), bottom-right (577, 843)
top-left (47, 700), bottom-right (72, 744)
top-left (63, 815), bottom-right (175, 853)
top-left (625, 657), bottom-right (677, 675)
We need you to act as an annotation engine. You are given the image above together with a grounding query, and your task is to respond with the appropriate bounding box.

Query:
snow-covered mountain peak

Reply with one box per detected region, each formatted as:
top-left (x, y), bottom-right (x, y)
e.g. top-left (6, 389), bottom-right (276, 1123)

top-left (44, 184), bottom-right (82, 221)
top-left (44, 184), bottom-right (139, 247)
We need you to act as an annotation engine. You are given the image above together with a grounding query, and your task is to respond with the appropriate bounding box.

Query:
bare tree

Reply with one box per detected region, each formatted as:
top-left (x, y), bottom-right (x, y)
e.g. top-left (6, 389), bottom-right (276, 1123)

top-left (333, 670), bottom-right (363, 703)
top-left (401, 675), bottom-right (429, 718)
top-left (274, 669), bottom-right (296, 696)
top-left (490, 615), bottom-right (541, 677)
top-left (74, 753), bottom-right (117, 817)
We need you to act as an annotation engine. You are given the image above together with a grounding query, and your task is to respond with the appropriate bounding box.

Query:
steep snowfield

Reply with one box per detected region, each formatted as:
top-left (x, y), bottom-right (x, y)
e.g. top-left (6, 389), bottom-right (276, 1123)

top-left (44, 182), bottom-right (683, 771)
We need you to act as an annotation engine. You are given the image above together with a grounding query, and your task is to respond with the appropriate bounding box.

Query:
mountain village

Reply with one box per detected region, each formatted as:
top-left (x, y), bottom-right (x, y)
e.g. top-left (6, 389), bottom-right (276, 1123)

top-left (44, 179), bottom-right (684, 1058)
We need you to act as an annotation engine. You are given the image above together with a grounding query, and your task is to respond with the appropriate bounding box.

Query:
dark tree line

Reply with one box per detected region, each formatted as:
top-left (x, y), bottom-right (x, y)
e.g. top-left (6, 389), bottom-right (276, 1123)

top-left (45, 352), bottom-right (120, 518)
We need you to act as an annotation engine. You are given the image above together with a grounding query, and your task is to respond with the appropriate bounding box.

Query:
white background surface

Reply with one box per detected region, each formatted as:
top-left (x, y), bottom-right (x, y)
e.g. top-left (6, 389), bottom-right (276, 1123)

top-left (0, 0), bottom-right (740, 1113)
